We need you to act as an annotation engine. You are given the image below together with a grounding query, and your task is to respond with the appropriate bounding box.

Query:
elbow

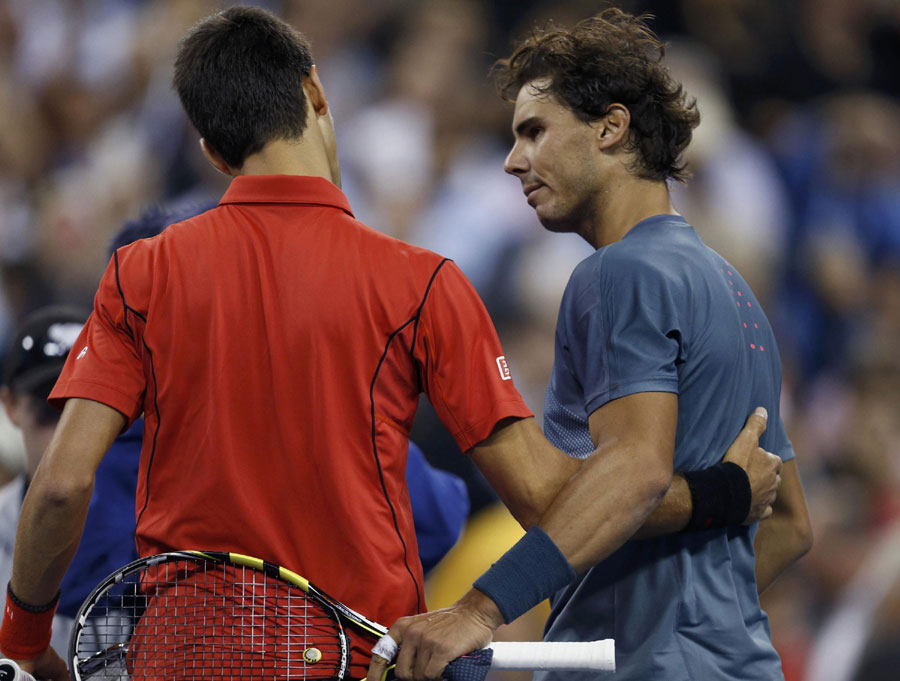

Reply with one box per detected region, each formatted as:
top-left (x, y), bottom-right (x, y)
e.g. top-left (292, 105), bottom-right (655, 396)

top-left (30, 474), bottom-right (94, 510)
top-left (512, 485), bottom-right (555, 530)
top-left (795, 518), bottom-right (814, 559)
top-left (640, 465), bottom-right (673, 509)
top-left (649, 466), bottom-right (674, 501)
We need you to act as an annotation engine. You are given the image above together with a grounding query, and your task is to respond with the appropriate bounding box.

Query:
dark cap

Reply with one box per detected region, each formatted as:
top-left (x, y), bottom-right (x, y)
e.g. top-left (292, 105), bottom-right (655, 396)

top-left (2, 305), bottom-right (88, 398)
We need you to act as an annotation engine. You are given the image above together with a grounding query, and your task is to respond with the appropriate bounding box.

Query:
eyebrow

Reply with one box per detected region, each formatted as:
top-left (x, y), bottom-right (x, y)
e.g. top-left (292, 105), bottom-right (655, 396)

top-left (513, 116), bottom-right (542, 137)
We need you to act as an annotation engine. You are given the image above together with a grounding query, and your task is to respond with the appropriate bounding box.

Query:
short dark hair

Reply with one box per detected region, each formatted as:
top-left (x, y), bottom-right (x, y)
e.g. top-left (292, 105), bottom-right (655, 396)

top-left (493, 8), bottom-right (700, 183)
top-left (173, 6), bottom-right (314, 169)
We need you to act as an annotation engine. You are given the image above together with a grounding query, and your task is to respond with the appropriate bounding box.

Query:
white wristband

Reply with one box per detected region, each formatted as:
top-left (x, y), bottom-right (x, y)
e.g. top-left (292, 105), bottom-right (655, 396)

top-left (371, 633), bottom-right (399, 662)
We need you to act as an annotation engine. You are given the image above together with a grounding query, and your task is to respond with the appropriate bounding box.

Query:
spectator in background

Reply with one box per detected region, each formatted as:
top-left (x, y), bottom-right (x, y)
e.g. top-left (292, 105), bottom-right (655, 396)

top-left (768, 92), bottom-right (900, 385)
top-left (665, 41), bottom-right (790, 305)
top-left (0, 408), bottom-right (24, 488)
top-left (0, 305), bottom-right (140, 656)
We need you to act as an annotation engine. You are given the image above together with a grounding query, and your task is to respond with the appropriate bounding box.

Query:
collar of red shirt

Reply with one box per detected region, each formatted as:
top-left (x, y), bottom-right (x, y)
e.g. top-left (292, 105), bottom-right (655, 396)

top-left (218, 175), bottom-right (354, 217)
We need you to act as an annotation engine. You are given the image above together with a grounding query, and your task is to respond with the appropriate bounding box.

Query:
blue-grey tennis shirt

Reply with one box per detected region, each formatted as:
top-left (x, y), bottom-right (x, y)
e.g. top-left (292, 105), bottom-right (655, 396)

top-left (539, 215), bottom-right (792, 681)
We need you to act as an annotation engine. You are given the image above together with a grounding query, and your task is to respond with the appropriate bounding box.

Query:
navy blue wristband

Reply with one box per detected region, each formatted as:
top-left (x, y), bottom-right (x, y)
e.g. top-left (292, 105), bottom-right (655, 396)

top-left (473, 525), bottom-right (576, 624)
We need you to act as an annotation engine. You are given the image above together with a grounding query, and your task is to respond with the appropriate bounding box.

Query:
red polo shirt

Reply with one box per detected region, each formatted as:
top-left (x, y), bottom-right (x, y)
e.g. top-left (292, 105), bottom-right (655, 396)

top-left (50, 175), bottom-right (532, 675)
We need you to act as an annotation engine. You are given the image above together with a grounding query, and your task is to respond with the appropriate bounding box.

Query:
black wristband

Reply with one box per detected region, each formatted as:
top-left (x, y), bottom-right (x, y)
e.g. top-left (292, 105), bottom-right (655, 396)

top-left (6, 583), bottom-right (60, 614)
top-left (682, 462), bottom-right (752, 532)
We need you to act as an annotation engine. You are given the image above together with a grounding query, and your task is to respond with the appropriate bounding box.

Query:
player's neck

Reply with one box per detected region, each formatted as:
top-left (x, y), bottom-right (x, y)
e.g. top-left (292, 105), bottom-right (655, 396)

top-left (586, 176), bottom-right (677, 249)
top-left (237, 138), bottom-right (339, 186)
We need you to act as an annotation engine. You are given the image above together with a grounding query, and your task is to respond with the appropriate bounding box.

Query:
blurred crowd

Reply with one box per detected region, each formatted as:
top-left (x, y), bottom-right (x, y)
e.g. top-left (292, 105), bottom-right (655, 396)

top-left (1, 1), bottom-right (899, 680)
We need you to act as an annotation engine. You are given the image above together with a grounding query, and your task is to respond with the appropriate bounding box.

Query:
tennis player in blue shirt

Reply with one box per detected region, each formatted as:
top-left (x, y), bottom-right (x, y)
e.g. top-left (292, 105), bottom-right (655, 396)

top-left (371, 9), bottom-right (812, 681)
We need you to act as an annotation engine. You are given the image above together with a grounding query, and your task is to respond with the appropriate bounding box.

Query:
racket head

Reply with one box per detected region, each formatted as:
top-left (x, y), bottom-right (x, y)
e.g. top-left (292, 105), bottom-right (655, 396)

top-left (69, 551), bottom-right (350, 681)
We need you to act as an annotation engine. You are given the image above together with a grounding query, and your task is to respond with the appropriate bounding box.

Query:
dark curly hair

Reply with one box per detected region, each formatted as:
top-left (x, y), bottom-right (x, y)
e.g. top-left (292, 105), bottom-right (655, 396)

top-left (493, 9), bottom-right (700, 183)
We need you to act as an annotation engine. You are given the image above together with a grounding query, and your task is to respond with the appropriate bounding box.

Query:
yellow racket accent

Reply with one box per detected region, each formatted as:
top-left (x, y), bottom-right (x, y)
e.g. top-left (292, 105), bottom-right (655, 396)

top-left (188, 550), bottom-right (386, 639)
top-left (188, 551), bottom-right (312, 591)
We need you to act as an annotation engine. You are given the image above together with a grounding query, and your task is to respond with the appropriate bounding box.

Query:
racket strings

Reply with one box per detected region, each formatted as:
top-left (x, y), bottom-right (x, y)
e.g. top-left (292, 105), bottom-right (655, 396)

top-left (75, 558), bottom-right (346, 680)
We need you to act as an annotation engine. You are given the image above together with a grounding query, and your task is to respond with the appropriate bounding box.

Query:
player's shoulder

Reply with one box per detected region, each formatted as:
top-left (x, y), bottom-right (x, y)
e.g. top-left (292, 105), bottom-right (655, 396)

top-left (561, 231), bottom-right (693, 320)
top-left (570, 237), bottom-right (673, 289)
top-left (346, 215), bottom-right (452, 275)
top-left (112, 209), bottom-right (205, 256)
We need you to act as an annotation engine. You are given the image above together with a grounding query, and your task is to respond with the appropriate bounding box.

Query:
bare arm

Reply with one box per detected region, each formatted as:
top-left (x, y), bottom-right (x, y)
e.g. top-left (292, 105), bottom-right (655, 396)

top-left (367, 399), bottom-right (785, 681)
top-left (3, 398), bottom-right (125, 677)
top-left (370, 392), bottom-right (676, 681)
top-left (633, 475), bottom-right (692, 538)
top-left (634, 408), bottom-right (781, 539)
top-left (753, 459), bottom-right (812, 594)
top-left (465, 416), bottom-right (579, 530)
top-left (472, 408), bottom-right (779, 540)
top-left (533, 391), bottom-right (675, 570)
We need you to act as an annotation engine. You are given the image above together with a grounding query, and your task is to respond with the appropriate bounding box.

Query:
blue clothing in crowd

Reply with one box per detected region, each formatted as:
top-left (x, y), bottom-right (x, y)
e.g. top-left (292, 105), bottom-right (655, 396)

top-left (540, 216), bottom-right (792, 681)
top-left (57, 419), bottom-right (142, 618)
top-left (406, 441), bottom-right (469, 574)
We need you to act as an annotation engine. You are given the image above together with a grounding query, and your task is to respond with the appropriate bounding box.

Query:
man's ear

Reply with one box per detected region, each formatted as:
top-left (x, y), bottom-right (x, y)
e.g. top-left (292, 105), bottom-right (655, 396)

top-left (595, 103), bottom-right (631, 151)
top-left (199, 139), bottom-right (234, 176)
top-left (303, 65), bottom-right (329, 117)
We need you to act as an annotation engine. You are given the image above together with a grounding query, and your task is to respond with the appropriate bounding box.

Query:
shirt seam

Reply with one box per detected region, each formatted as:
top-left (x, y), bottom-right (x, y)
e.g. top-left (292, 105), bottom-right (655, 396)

top-left (374, 413), bottom-right (411, 438)
top-left (452, 399), bottom-right (533, 451)
top-left (54, 377), bottom-right (139, 405)
top-left (584, 377), bottom-right (679, 414)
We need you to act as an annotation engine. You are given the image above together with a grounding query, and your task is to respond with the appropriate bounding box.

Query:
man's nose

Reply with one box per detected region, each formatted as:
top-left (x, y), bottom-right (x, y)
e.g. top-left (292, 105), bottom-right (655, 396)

top-left (504, 142), bottom-right (527, 176)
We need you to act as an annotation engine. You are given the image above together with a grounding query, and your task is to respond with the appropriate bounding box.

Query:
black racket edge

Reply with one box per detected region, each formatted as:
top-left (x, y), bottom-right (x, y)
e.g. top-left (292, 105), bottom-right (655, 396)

top-left (68, 551), bottom-right (178, 681)
top-left (68, 551), bottom-right (390, 681)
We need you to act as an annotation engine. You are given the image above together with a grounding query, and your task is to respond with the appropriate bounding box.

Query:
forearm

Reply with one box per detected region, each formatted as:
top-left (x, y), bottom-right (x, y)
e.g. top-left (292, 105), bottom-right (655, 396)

top-left (539, 441), bottom-right (671, 573)
top-left (753, 459), bottom-right (812, 594)
top-left (11, 473), bottom-right (94, 605)
top-left (631, 474), bottom-right (690, 539)
top-left (635, 407), bottom-right (782, 540)
top-left (368, 394), bottom-right (676, 681)
top-left (465, 443), bottom-right (669, 632)
top-left (753, 512), bottom-right (811, 594)
top-left (470, 417), bottom-right (580, 530)
top-left (633, 461), bottom-right (760, 541)
top-left (9, 398), bottom-right (125, 605)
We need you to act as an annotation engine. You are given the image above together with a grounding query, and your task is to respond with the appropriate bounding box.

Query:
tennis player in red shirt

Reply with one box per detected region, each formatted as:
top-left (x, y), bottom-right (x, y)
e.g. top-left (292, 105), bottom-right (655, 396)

top-left (0, 7), bottom-right (779, 680)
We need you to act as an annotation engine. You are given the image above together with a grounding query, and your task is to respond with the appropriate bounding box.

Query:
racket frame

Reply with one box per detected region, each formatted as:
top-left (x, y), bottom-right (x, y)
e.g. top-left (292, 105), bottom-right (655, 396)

top-left (69, 550), bottom-right (379, 681)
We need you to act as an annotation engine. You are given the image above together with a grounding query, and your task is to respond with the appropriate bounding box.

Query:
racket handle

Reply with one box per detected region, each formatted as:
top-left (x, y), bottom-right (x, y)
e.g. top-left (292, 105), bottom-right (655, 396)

top-left (0, 659), bottom-right (36, 681)
top-left (487, 639), bottom-right (615, 672)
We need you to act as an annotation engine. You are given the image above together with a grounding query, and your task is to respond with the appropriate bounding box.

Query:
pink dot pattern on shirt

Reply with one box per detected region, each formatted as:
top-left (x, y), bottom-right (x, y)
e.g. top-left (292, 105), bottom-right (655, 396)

top-left (725, 266), bottom-right (765, 352)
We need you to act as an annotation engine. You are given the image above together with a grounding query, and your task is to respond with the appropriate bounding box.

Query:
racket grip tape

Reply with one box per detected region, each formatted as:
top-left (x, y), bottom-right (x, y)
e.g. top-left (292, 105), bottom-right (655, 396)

top-left (0, 659), bottom-right (36, 681)
top-left (487, 639), bottom-right (615, 672)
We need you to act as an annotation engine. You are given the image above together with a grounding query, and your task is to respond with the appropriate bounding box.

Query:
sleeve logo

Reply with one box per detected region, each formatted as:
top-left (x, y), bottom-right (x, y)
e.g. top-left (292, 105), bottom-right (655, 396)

top-left (496, 356), bottom-right (511, 381)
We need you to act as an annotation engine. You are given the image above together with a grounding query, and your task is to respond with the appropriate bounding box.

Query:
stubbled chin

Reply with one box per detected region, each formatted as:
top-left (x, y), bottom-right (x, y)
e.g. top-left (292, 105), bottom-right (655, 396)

top-left (535, 206), bottom-right (574, 234)
top-left (535, 207), bottom-right (560, 231)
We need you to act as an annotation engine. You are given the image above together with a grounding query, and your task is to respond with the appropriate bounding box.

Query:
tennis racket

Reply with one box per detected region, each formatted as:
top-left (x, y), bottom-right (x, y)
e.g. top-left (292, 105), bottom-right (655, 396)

top-left (0, 659), bottom-right (32, 681)
top-left (67, 551), bottom-right (614, 680)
